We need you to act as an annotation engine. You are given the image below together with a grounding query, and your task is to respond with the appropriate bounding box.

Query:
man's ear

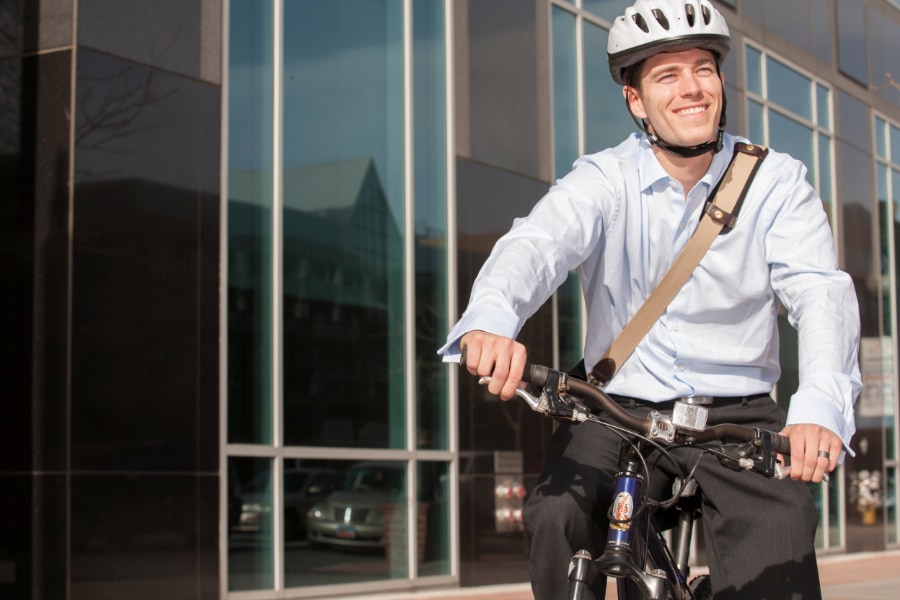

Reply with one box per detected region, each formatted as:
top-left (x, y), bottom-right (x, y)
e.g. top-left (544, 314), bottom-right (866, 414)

top-left (624, 85), bottom-right (646, 119)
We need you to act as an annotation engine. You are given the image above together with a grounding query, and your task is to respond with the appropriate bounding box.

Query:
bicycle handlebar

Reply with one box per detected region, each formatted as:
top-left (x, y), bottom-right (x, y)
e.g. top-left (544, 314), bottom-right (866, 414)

top-left (520, 362), bottom-right (791, 455)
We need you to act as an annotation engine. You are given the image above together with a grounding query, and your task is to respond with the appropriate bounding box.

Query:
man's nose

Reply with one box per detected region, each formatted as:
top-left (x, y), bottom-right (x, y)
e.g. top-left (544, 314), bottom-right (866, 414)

top-left (679, 73), bottom-right (702, 95)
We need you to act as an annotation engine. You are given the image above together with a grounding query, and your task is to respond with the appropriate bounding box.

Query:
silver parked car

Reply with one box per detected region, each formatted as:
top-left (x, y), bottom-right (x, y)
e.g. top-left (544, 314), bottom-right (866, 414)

top-left (306, 461), bottom-right (405, 550)
top-left (236, 467), bottom-right (342, 540)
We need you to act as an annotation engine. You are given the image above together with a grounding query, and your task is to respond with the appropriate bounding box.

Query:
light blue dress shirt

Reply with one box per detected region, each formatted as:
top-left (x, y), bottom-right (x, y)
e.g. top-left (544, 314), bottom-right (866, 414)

top-left (439, 132), bottom-right (861, 449)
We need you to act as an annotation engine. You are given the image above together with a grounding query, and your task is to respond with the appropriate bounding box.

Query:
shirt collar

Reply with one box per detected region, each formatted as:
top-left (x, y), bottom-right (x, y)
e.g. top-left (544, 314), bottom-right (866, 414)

top-left (636, 132), bottom-right (737, 193)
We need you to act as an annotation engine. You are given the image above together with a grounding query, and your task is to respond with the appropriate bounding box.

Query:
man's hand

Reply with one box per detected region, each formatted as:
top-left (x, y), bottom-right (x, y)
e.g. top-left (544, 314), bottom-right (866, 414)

top-left (459, 331), bottom-right (527, 400)
top-left (780, 423), bottom-right (842, 483)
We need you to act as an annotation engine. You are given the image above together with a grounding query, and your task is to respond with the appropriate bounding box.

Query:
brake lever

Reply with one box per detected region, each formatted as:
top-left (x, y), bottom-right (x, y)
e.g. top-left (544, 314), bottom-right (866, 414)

top-left (477, 375), bottom-right (590, 422)
top-left (477, 377), bottom-right (543, 411)
top-left (714, 429), bottom-right (828, 481)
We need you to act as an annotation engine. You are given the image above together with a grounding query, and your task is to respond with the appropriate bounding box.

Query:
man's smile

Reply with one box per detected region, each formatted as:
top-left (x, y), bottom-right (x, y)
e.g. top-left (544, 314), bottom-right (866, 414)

top-left (675, 105), bottom-right (709, 116)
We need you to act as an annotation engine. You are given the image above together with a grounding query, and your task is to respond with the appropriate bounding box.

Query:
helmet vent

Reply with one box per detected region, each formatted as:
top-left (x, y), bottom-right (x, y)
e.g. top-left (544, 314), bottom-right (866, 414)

top-left (632, 13), bottom-right (649, 33)
top-left (701, 5), bottom-right (712, 25)
top-left (651, 9), bottom-right (670, 30)
top-left (684, 4), bottom-right (695, 26)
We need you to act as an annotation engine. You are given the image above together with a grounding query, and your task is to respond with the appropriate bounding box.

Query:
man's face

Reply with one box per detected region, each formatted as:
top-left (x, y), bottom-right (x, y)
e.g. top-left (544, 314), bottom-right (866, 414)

top-left (625, 48), bottom-right (724, 149)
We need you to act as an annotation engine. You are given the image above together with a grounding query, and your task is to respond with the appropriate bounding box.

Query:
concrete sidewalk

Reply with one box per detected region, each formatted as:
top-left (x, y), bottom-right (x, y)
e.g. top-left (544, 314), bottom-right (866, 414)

top-left (354, 550), bottom-right (900, 600)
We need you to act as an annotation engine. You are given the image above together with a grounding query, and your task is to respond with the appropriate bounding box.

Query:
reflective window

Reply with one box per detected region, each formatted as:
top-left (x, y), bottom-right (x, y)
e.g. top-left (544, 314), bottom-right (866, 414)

top-left (838, 88), bottom-right (872, 153)
top-left (466, 0), bottom-right (545, 179)
top-left (742, 0), bottom-right (829, 54)
top-left (810, 2), bottom-right (833, 66)
top-left (746, 46), bottom-right (763, 96)
top-left (552, 6), bottom-right (578, 176)
top-left (230, 458), bottom-right (413, 587)
top-left (869, 5), bottom-right (900, 106)
top-left (893, 123), bottom-right (900, 159)
top-left (227, 0), bottom-right (451, 593)
top-left (229, 457), bottom-right (273, 590)
top-left (582, 0), bottom-right (631, 23)
top-left (229, 458), bottom-right (447, 587)
top-left (281, 0), bottom-right (406, 449)
top-left (875, 115), bottom-right (900, 547)
top-left (417, 461), bottom-right (451, 576)
top-left (413, 0), bottom-right (449, 452)
top-left (768, 112), bottom-right (814, 186)
top-left (584, 21), bottom-right (634, 152)
top-left (228, 0), bottom-right (273, 446)
top-left (287, 459), bottom-right (409, 584)
top-left (889, 468), bottom-right (898, 545)
top-left (747, 100), bottom-right (764, 145)
top-left (742, 0), bottom-right (829, 65)
top-left (817, 84), bottom-right (831, 129)
top-left (836, 0), bottom-right (867, 85)
top-left (840, 138), bottom-right (875, 337)
top-left (818, 133), bottom-right (834, 206)
top-left (745, 45), bottom-right (832, 212)
top-left (78, 0), bottom-right (217, 82)
top-left (767, 57), bottom-right (812, 122)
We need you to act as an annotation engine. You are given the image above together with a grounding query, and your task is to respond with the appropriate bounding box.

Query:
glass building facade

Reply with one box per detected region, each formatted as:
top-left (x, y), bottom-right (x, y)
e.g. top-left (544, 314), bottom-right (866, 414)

top-left (2, 0), bottom-right (899, 598)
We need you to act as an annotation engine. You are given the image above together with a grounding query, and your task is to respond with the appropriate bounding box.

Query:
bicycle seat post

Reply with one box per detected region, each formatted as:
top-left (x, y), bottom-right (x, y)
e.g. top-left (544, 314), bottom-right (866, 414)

top-left (671, 478), bottom-right (701, 577)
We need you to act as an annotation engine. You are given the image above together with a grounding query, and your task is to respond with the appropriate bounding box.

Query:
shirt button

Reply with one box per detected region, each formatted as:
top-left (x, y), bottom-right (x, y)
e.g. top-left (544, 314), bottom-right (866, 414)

top-left (672, 324), bottom-right (680, 332)
top-left (678, 222), bottom-right (686, 230)
top-left (678, 364), bottom-right (685, 372)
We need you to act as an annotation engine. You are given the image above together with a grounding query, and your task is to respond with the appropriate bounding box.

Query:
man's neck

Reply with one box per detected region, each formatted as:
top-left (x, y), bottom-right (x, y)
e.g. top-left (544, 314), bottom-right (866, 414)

top-left (652, 145), bottom-right (714, 196)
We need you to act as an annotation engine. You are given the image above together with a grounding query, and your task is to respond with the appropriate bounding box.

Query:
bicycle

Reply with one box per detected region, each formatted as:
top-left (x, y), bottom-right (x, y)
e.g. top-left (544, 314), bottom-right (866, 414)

top-left (478, 362), bottom-right (793, 600)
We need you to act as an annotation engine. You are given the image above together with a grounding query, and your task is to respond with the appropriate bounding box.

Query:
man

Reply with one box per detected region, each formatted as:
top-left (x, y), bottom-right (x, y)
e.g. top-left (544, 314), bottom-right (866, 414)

top-left (439, 0), bottom-right (861, 598)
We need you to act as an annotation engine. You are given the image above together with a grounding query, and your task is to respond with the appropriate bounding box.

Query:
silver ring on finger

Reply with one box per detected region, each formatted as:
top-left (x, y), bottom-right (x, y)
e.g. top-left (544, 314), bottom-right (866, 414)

top-left (817, 450), bottom-right (830, 460)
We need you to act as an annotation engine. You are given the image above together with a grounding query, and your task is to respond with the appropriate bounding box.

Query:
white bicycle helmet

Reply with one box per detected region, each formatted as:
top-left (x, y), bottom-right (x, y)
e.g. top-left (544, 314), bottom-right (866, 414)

top-left (607, 0), bottom-right (730, 86)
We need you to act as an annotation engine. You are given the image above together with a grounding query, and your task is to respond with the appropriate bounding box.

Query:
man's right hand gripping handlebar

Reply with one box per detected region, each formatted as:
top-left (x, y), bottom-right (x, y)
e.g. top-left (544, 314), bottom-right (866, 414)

top-left (459, 331), bottom-right (529, 401)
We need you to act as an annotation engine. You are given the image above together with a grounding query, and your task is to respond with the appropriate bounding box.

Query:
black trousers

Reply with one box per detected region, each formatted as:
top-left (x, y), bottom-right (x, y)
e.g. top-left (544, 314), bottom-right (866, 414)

top-left (522, 396), bottom-right (821, 600)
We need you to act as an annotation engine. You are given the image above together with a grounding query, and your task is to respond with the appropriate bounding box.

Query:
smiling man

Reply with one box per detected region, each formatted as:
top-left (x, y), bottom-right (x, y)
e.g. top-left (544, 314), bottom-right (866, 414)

top-left (439, 0), bottom-right (861, 599)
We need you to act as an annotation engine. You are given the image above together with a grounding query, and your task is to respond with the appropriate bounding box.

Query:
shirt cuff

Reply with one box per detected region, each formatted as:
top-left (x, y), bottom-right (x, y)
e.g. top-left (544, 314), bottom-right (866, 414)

top-left (436, 306), bottom-right (524, 360)
top-left (785, 391), bottom-right (856, 459)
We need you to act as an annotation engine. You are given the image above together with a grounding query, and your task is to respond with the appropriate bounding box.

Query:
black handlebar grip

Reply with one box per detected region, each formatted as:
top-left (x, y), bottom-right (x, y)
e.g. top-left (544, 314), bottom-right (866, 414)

top-left (770, 433), bottom-right (790, 455)
top-left (522, 363), bottom-right (550, 387)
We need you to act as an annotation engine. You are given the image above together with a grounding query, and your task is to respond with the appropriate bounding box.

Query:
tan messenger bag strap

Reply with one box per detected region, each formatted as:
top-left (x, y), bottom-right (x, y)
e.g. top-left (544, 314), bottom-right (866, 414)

top-left (589, 142), bottom-right (769, 387)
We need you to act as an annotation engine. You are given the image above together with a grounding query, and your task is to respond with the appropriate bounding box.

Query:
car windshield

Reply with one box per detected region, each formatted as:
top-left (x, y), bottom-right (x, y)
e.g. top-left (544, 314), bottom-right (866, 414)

top-left (342, 465), bottom-right (404, 494)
